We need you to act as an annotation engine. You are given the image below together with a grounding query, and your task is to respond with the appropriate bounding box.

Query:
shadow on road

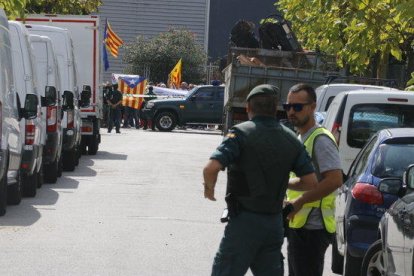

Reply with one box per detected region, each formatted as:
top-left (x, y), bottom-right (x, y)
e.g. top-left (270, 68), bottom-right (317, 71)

top-left (89, 151), bottom-right (128, 160)
top-left (170, 129), bottom-right (222, 136)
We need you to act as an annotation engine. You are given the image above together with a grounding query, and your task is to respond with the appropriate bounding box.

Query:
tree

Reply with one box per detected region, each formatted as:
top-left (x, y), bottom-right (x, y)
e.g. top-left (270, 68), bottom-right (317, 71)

top-left (277, 0), bottom-right (414, 85)
top-left (25, 0), bottom-right (102, 15)
top-left (123, 27), bottom-right (207, 84)
top-left (0, 0), bottom-right (26, 18)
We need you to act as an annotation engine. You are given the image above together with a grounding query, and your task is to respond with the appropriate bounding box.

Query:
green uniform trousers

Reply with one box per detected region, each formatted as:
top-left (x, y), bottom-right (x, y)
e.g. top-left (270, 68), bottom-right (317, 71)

top-left (212, 211), bottom-right (284, 276)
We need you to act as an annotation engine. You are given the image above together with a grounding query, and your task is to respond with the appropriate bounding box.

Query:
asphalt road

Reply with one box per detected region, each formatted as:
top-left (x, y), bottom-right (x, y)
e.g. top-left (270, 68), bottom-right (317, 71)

top-left (0, 128), bottom-right (335, 275)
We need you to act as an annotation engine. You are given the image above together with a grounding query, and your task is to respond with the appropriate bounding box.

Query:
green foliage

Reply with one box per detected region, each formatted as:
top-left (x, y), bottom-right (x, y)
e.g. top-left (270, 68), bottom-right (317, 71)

top-left (123, 27), bottom-right (207, 84)
top-left (25, 0), bottom-right (102, 15)
top-left (277, 0), bottom-right (414, 82)
top-left (0, 0), bottom-right (26, 18)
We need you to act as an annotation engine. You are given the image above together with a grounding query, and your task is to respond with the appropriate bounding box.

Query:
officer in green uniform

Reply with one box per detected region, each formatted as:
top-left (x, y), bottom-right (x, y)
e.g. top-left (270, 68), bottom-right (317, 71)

top-left (203, 84), bottom-right (318, 276)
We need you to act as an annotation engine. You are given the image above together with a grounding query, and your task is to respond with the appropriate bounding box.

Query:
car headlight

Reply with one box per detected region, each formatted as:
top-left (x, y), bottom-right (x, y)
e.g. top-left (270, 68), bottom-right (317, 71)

top-left (145, 102), bottom-right (155, 109)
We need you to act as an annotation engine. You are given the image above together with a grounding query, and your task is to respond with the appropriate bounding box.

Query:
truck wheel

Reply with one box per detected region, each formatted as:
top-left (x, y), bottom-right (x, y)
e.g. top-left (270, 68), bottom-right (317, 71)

top-left (22, 171), bottom-right (37, 197)
top-left (0, 168), bottom-right (7, 216)
top-left (44, 158), bottom-right (58, 184)
top-left (88, 135), bottom-right (99, 155)
top-left (37, 162), bottom-right (44, 188)
top-left (155, 111), bottom-right (177, 132)
top-left (7, 170), bottom-right (22, 205)
top-left (63, 150), bottom-right (76, 171)
top-left (75, 146), bottom-right (80, 166)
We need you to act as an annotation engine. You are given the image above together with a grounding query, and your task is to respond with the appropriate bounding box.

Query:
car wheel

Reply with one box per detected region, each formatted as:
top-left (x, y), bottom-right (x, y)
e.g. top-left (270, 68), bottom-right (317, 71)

top-left (361, 239), bottom-right (384, 276)
top-left (0, 167), bottom-right (7, 216)
top-left (44, 158), bottom-right (58, 184)
top-left (343, 242), bottom-right (362, 276)
top-left (155, 111), bottom-right (177, 132)
top-left (331, 235), bottom-right (344, 274)
top-left (7, 169), bottom-right (22, 205)
top-left (22, 171), bottom-right (37, 197)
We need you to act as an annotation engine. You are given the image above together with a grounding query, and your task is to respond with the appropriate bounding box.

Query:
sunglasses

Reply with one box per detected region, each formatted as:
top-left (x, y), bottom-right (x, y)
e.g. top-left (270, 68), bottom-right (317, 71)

top-left (282, 102), bottom-right (311, 112)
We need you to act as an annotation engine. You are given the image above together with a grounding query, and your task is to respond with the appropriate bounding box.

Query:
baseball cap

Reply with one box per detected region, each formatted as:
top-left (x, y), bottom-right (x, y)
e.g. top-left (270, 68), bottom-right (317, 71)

top-left (246, 84), bottom-right (280, 101)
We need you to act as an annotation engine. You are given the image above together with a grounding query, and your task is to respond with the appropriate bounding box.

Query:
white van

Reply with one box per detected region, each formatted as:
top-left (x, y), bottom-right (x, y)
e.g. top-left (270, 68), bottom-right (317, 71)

top-left (29, 34), bottom-right (63, 183)
top-left (0, 10), bottom-right (23, 215)
top-left (26, 24), bottom-right (81, 171)
top-left (9, 21), bottom-right (44, 197)
top-left (323, 89), bottom-right (414, 173)
top-left (316, 84), bottom-right (397, 112)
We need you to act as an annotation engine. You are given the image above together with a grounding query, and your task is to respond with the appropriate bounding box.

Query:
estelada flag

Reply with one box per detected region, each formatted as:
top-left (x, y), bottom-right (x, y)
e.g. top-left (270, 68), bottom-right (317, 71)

top-left (118, 76), bottom-right (147, 109)
top-left (105, 20), bottom-right (123, 58)
top-left (168, 58), bottom-right (182, 88)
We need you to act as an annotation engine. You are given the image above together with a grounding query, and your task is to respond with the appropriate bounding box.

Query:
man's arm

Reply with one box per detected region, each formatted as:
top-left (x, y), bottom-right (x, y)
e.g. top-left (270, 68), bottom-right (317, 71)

top-left (203, 159), bottom-right (223, 201)
top-left (289, 169), bottom-right (342, 219)
top-left (288, 173), bottom-right (318, 191)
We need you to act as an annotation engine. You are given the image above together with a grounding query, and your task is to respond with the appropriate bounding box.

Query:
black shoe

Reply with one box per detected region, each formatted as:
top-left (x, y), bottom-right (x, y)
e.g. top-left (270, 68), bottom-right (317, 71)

top-left (107, 129), bottom-right (112, 133)
top-left (116, 129), bottom-right (121, 133)
top-left (143, 127), bottom-right (148, 130)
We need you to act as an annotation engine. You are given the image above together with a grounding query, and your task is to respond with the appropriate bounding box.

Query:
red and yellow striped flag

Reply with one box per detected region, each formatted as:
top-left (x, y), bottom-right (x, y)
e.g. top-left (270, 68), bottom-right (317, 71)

top-left (105, 20), bottom-right (123, 58)
top-left (118, 76), bottom-right (147, 109)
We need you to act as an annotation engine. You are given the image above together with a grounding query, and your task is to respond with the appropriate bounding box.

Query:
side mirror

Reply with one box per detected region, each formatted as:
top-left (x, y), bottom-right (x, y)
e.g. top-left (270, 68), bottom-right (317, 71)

top-left (378, 178), bottom-right (403, 195)
top-left (23, 94), bottom-right (39, 119)
top-left (404, 164), bottom-right (414, 189)
top-left (62, 90), bottom-right (74, 110)
top-left (41, 86), bottom-right (57, 107)
top-left (79, 85), bottom-right (91, 108)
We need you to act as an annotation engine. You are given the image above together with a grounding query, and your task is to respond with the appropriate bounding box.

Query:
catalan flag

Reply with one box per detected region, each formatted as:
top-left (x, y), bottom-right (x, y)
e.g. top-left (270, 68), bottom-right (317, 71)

top-left (168, 58), bottom-right (182, 89)
top-left (118, 76), bottom-right (147, 110)
top-left (104, 19), bottom-right (123, 58)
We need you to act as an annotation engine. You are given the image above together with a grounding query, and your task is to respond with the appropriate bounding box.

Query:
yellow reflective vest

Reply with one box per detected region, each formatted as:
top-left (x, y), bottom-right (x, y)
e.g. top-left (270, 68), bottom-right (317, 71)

top-left (286, 127), bottom-right (337, 233)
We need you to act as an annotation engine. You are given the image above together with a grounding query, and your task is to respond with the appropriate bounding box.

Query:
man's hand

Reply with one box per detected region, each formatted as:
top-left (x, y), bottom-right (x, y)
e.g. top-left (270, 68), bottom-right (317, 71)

top-left (204, 182), bottom-right (216, 201)
top-left (286, 199), bottom-right (304, 221)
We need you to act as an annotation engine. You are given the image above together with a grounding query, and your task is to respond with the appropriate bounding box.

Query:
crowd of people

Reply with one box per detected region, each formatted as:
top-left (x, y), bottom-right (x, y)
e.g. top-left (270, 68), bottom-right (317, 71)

top-left (102, 81), bottom-right (197, 133)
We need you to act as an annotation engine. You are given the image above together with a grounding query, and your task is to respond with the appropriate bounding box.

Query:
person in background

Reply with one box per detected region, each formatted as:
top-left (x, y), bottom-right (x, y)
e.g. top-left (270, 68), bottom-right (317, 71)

top-left (203, 84), bottom-right (318, 276)
top-left (180, 81), bottom-right (189, 90)
top-left (284, 83), bottom-right (342, 276)
top-left (107, 83), bottom-right (123, 134)
top-left (141, 85), bottom-right (157, 130)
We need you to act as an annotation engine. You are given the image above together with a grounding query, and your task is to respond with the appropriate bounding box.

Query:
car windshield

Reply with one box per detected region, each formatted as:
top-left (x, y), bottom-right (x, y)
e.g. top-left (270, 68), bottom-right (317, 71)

top-left (348, 104), bottom-right (414, 148)
top-left (373, 143), bottom-right (414, 178)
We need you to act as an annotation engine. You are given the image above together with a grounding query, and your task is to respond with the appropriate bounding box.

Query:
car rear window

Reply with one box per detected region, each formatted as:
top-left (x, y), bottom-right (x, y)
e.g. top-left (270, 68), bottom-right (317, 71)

top-left (348, 104), bottom-right (414, 148)
top-left (373, 143), bottom-right (414, 178)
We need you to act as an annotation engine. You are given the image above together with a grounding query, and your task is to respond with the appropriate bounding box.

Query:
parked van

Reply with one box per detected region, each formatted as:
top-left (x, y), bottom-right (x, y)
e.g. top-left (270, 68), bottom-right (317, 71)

top-left (26, 24), bottom-right (81, 171)
top-left (29, 34), bottom-right (63, 183)
top-left (316, 84), bottom-right (397, 112)
top-left (0, 10), bottom-right (23, 215)
top-left (9, 21), bottom-right (45, 197)
top-left (323, 89), bottom-right (414, 173)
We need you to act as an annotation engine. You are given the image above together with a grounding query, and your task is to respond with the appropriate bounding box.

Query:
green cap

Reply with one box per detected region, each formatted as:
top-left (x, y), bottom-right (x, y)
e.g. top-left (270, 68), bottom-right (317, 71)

top-left (246, 84), bottom-right (280, 101)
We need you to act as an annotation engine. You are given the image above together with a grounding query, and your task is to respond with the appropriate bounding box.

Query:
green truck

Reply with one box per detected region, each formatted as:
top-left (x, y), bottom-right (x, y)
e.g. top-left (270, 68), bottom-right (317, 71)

top-left (141, 84), bottom-right (224, 131)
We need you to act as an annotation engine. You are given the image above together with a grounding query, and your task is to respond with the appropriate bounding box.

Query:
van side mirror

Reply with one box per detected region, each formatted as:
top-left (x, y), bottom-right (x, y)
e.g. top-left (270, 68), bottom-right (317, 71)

top-left (79, 85), bottom-right (91, 108)
top-left (404, 164), bottom-right (414, 189)
top-left (41, 86), bottom-right (57, 107)
top-left (23, 94), bottom-right (39, 119)
top-left (378, 178), bottom-right (403, 195)
top-left (62, 90), bottom-right (74, 110)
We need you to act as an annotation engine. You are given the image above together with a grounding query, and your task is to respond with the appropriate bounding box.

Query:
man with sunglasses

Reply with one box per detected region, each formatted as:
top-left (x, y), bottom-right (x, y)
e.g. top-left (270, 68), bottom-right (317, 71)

top-left (203, 84), bottom-right (318, 276)
top-left (284, 83), bottom-right (342, 276)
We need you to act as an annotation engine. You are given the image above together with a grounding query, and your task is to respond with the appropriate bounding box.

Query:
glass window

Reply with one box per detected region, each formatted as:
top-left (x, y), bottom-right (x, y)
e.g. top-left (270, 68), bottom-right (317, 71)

top-left (193, 88), bottom-right (215, 101)
top-left (351, 136), bottom-right (378, 178)
top-left (325, 96), bottom-right (335, 111)
top-left (347, 104), bottom-right (414, 148)
top-left (372, 143), bottom-right (414, 178)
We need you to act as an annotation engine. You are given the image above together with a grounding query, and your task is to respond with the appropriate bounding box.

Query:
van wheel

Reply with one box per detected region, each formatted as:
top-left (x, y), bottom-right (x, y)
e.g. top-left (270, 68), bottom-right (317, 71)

top-left (37, 163), bottom-right (44, 188)
top-left (7, 170), bottom-right (22, 205)
top-left (63, 150), bottom-right (76, 171)
top-left (331, 236), bottom-right (344, 274)
top-left (0, 169), bottom-right (7, 216)
top-left (88, 135), bottom-right (99, 155)
top-left (343, 242), bottom-right (362, 276)
top-left (361, 239), bottom-right (384, 276)
top-left (22, 171), bottom-right (37, 197)
top-left (57, 155), bottom-right (63, 177)
top-left (75, 146), bottom-right (80, 166)
top-left (155, 111), bottom-right (177, 132)
top-left (44, 159), bottom-right (58, 184)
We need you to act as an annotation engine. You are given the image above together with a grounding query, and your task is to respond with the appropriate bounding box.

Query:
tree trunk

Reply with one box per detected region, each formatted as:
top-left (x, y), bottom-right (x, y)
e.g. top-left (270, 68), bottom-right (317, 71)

top-left (376, 52), bottom-right (389, 79)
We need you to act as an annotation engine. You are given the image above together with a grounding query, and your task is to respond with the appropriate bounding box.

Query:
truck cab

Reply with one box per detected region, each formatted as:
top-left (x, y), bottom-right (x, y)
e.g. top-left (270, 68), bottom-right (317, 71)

top-left (142, 85), bottom-right (224, 131)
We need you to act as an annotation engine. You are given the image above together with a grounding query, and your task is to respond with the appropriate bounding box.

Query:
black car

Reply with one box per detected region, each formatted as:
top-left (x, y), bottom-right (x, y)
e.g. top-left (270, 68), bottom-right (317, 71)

top-left (361, 164), bottom-right (414, 275)
top-left (141, 85), bottom-right (224, 131)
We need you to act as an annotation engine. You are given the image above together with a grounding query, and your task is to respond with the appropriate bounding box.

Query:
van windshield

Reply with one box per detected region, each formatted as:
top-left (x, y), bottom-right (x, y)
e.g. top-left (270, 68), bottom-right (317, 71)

top-left (348, 104), bottom-right (414, 148)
